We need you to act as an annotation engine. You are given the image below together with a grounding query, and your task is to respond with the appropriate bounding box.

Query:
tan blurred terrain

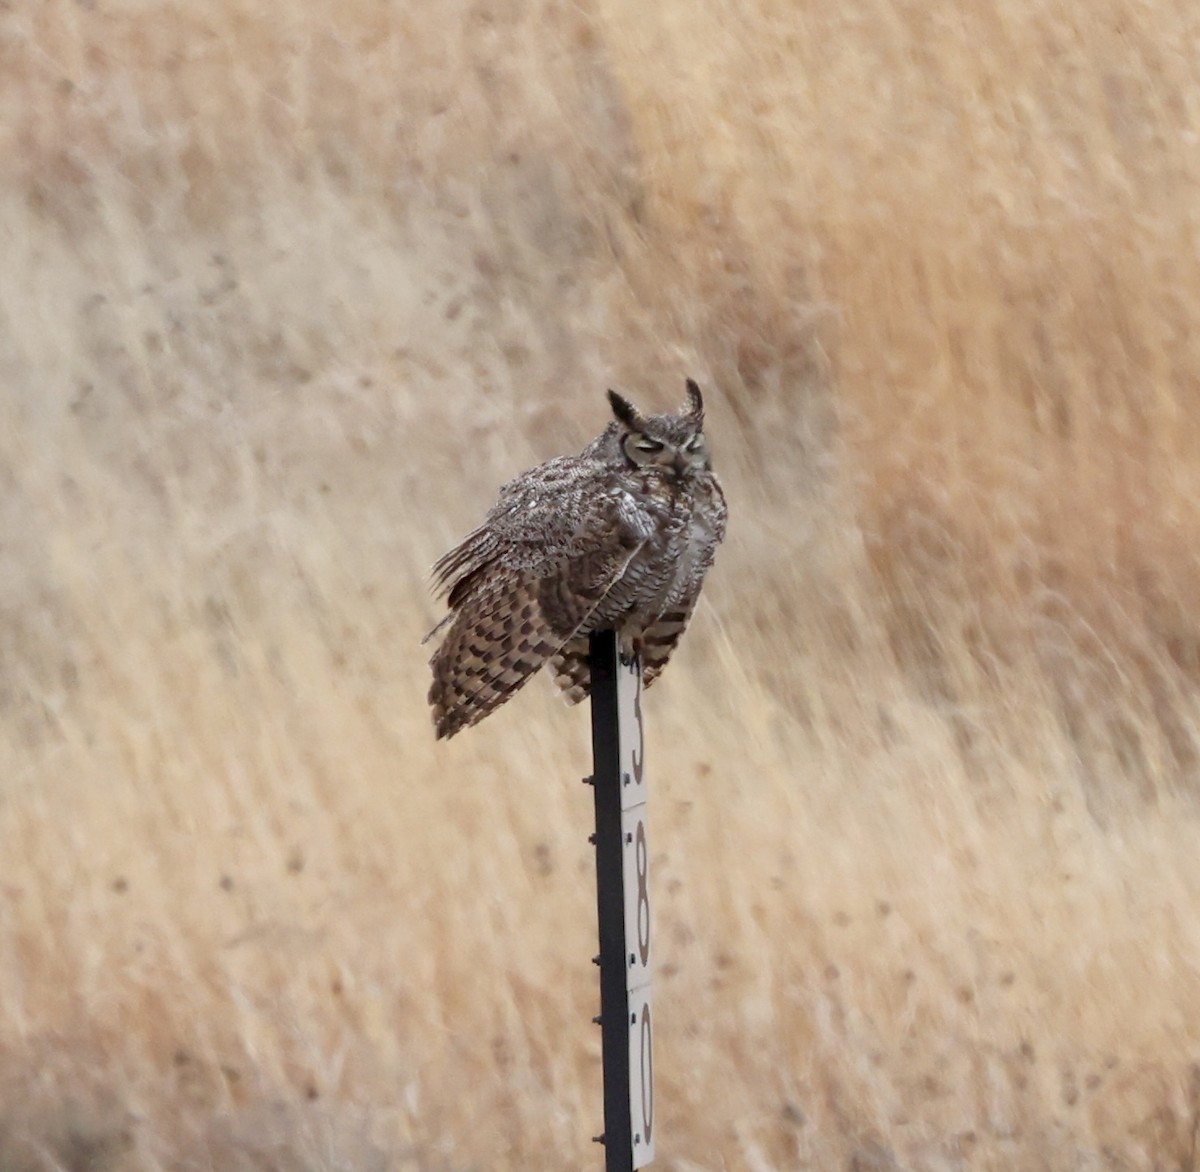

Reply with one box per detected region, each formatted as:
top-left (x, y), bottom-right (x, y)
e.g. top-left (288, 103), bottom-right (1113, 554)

top-left (4, 0), bottom-right (1200, 1167)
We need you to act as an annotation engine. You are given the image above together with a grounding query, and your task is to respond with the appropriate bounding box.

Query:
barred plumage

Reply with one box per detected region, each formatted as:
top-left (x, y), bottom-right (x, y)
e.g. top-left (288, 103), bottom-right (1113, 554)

top-left (426, 380), bottom-right (727, 739)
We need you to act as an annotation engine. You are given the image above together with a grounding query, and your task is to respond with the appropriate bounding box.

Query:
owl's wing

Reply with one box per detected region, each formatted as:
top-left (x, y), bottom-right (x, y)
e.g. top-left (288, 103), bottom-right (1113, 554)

top-left (429, 457), bottom-right (598, 608)
top-left (427, 486), bottom-right (644, 739)
top-left (427, 552), bottom-right (643, 740)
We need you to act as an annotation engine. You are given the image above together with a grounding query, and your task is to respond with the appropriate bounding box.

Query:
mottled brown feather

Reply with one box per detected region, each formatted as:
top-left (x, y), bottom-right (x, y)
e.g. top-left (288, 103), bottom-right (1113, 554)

top-left (428, 539), bottom-right (643, 738)
top-left (428, 572), bottom-right (556, 739)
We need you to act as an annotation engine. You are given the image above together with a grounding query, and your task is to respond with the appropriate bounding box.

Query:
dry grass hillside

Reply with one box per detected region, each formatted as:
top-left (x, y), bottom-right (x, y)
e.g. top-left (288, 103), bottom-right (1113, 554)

top-left (4, 0), bottom-right (1200, 1168)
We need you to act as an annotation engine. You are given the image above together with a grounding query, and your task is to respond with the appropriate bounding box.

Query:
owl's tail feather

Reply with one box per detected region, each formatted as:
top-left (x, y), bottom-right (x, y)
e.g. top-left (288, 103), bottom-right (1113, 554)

top-left (549, 636), bottom-right (591, 705)
top-left (427, 572), bottom-right (572, 740)
top-left (549, 605), bottom-right (693, 704)
top-left (639, 605), bottom-right (696, 686)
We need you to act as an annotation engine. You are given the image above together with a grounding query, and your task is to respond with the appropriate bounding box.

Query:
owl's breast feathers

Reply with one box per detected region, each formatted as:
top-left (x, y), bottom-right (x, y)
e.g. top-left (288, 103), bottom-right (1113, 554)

top-left (621, 467), bottom-right (725, 552)
top-left (594, 468), bottom-right (724, 627)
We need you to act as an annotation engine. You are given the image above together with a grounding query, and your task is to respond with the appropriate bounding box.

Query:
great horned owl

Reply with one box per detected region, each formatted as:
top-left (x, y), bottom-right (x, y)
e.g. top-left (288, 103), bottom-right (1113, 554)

top-left (426, 379), bottom-right (727, 739)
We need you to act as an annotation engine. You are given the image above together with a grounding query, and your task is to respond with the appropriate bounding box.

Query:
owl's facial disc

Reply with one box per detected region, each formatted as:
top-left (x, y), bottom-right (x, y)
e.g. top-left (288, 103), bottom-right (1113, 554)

top-left (621, 429), bottom-right (709, 476)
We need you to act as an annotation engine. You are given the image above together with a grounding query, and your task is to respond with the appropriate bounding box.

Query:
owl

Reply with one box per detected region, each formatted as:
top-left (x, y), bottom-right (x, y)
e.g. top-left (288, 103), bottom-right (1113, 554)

top-left (426, 379), bottom-right (727, 739)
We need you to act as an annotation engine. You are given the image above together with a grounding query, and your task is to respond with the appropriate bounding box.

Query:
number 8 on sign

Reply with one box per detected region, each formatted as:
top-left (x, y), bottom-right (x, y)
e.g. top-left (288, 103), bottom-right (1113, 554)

top-left (634, 821), bottom-right (650, 967)
top-left (622, 808), bottom-right (652, 984)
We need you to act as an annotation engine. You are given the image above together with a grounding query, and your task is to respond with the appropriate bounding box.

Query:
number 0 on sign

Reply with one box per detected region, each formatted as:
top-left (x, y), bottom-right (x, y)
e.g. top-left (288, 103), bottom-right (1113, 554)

top-left (628, 985), bottom-right (654, 1164)
top-left (618, 653), bottom-right (654, 1167)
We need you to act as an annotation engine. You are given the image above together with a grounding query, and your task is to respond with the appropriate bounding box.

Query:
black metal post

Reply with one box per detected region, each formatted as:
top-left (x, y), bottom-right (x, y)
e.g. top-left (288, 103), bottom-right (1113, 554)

top-left (589, 629), bottom-right (635, 1172)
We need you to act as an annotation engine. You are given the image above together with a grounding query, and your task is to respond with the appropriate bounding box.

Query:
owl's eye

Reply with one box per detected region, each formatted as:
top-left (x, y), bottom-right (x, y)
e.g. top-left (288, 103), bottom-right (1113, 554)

top-left (633, 437), bottom-right (664, 453)
top-left (684, 435), bottom-right (704, 452)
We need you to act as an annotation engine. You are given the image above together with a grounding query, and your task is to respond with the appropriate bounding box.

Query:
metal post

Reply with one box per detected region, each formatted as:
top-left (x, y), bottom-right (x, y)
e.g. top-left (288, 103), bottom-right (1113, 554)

top-left (587, 629), bottom-right (654, 1170)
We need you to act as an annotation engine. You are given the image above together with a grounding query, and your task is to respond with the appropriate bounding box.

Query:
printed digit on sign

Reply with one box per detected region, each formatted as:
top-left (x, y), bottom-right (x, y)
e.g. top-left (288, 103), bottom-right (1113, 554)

top-left (640, 1002), bottom-right (653, 1143)
top-left (635, 820), bottom-right (650, 966)
top-left (630, 668), bottom-right (644, 786)
top-left (629, 996), bottom-right (654, 1163)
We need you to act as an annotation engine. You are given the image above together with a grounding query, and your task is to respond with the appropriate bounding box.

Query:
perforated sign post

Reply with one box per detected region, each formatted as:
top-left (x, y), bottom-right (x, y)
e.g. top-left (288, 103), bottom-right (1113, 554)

top-left (587, 629), bottom-right (654, 1171)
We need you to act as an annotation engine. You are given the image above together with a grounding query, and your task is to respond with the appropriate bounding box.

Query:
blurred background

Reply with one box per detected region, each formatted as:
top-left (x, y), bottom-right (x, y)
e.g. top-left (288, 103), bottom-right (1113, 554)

top-left (4, 0), bottom-right (1200, 1167)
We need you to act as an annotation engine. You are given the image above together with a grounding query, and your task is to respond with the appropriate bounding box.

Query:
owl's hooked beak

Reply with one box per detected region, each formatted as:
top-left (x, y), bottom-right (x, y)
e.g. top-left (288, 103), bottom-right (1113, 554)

top-left (671, 451), bottom-right (688, 477)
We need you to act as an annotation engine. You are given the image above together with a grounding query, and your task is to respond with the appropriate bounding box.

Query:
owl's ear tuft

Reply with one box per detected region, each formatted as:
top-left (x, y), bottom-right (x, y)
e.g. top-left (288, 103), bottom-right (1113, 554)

top-left (684, 379), bottom-right (704, 425)
top-left (607, 389), bottom-right (646, 431)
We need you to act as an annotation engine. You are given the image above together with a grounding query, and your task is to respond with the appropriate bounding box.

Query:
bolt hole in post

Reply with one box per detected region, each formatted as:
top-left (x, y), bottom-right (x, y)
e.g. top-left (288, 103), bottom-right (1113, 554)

top-left (589, 630), bottom-right (654, 1171)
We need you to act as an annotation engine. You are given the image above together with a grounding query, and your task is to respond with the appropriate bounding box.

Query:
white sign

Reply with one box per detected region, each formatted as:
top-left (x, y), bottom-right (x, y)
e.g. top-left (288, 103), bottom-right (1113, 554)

top-left (618, 653), bottom-right (654, 1168)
